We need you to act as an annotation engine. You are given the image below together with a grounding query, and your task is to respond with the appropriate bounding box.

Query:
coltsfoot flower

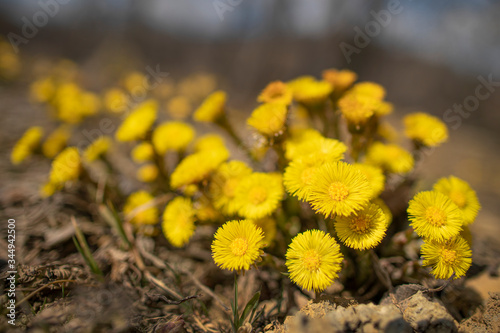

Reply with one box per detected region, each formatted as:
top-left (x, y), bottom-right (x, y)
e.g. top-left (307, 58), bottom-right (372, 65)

top-left (308, 161), bottom-right (372, 217)
top-left (365, 142), bottom-right (414, 174)
top-left (404, 112), bottom-right (448, 147)
top-left (433, 176), bottom-right (480, 225)
top-left (322, 68), bottom-right (357, 91)
top-left (352, 163), bottom-right (385, 199)
top-left (257, 81), bottom-right (293, 105)
top-left (421, 236), bottom-right (472, 279)
top-left (212, 220), bottom-right (265, 272)
top-left (334, 203), bottom-right (387, 250)
top-left (42, 125), bottom-right (71, 159)
top-left (193, 90), bottom-right (226, 122)
top-left (115, 100), bottom-right (157, 141)
top-left (11, 126), bottom-right (44, 164)
top-left (124, 191), bottom-right (159, 226)
top-left (137, 164), bottom-right (159, 183)
top-left (83, 136), bottom-right (111, 162)
top-left (247, 102), bottom-right (288, 137)
top-left (162, 197), bottom-right (196, 247)
top-left (131, 142), bottom-right (154, 162)
top-left (152, 121), bottom-right (195, 154)
top-left (408, 191), bottom-right (464, 241)
top-left (286, 229), bottom-right (343, 292)
top-left (49, 147), bottom-right (81, 185)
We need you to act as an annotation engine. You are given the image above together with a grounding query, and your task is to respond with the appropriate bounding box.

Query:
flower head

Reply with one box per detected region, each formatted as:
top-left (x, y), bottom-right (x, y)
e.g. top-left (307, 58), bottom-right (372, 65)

top-left (124, 191), bottom-right (159, 226)
top-left (193, 90), bottom-right (226, 122)
top-left (115, 100), bottom-right (157, 141)
top-left (286, 229), bottom-right (343, 292)
top-left (11, 126), bottom-right (44, 164)
top-left (247, 102), bottom-right (288, 137)
top-left (131, 142), bottom-right (154, 162)
top-left (49, 147), bottom-right (81, 185)
top-left (308, 161), bottom-right (372, 217)
top-left (257, 81), bottom-right (293, 105)
top-left (252, 217), bottom-right (277, 247)
top-left (288, 77), bottom-right (333, 105)
top-left (137, 164), bottom-right (159, 182)
top-left (421, 236), bottom-right (472, 279)
top-left (170, 148), bottom-right (229, 189)
top-left (352, 163), bottom-right (385, 199)
top-left (404, 112), bottom-right (448, 147)
top-left (408, 191), bottom-right (464, 241)
top-left (322, 68), bottom-right (357, 91)
top-left (334, 203), bottom-right (387, 250)
top-left (194, 134), bottom-right (226, 153)
top-left (234, 172), bottom-right (284, 219)
top-left (211, 220), bottom-right (265, 272)
top-left (103, 88), bottom-right (129, 114)
top-left (433, 176), bottom-right (480, 225)
top-left (338, 93), bottom-right (377, 126)
top-left (365, 142), bottom-right (414, 174)
top-left (350, 82), bottom-right (386, 100)
top-left (42, 125), bottom-right (71, 158)
top-left (210, 160), bottom-right (253, 215)
top-left (84, 136), bottom-right (111, 162)
top-left (152, 121), bottom-right (195, 154)
top-left (162, 197), bottom-right (196, 247)
top-left (284, 158), bottom-right (321, 201)
top-left (166, 95), bottom-right (192, 119)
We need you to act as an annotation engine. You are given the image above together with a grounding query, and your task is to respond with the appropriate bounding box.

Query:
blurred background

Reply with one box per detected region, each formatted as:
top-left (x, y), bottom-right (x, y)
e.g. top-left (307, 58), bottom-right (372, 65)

top-left (1, 0), bottom-right (499, 293)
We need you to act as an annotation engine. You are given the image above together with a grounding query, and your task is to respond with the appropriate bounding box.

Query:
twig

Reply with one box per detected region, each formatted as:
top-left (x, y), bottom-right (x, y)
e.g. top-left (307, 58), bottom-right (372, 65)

top-left (179, 268), bottom-right (230, 312)
top-left (147, 293), bottom-right (200, 305)
top-left (17, 280), bottom-right (77, 306)
top-left (370, 249), bottom-right (393, 291)
top-left (145, 272), bottom-right (183, 300)
top-left (424, 273), bottom-right (455, 294)
top-left (124, 193), bottom-right (172, 223)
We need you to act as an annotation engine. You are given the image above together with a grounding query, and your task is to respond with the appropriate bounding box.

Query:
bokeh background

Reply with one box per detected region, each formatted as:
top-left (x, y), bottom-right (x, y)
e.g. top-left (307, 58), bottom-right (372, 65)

top-left (1, 0), bottom-right (499, 295)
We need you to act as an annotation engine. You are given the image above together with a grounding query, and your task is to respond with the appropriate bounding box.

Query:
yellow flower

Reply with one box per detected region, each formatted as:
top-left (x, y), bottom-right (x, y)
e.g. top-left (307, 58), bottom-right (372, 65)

top-left (433, 176), bottom-right (480, 225)
top-left (124, 191), bottom-right (159, 226)
top-left (49, 147), bottom-right (81, 185)
top-left (194, 134), bottom-right (226, 153)
top-left (286, 136), bottom-right (347, 163)
top-left (408, 191), bottom-right (464, 241)
top-left (288, 77), bottom-right (333, 105)
top-left (252, 217), bottom-right (277, 247)
top-left (257, 81), bottom-right (293, 105)
top-left (103, 88), bottom-right (129, 114)
top-left (404, 112), bottom-right (448, 147)
top-left (377, 121), bottom-right (399, 142)
top-left (170, 148), bottom-right (229, 189)
top-left (308, 161), bottom-right (372, 217)
top-left (39, 181), bottom-right (62, 198)
top-left (166, 95), bottom-right (192, 119)
top-left (334, 203), bottom-right (387, 250)
top-left (365, 142), bottom-right (414, 174)
top-left (322, 68), bottom-right (357, 91)
top-left (247, 102), bottom-right (288, 137)
top-left (83, 136), bottom-right (111, 162)
top-left (284, 128), bottom-right (323, 160)
top-left (30, 77), bottom-right (55, 103)
top-left (193, 90), bottom-right (226, 122)
top-left (131, 142), bottom-right (154, 162)
top-left (286, 229), bottom-right (343, 292)
top-left (421, 236), bottom-right (472, 279)
top-left (352, 163), bottom-right (385, 199)
top-left (52, 83), bottom-right (100, 123)
top-left (123, 71), bottom-right (149, 93)
top-left (210, 160), bottom-right (253, 215)
top-left (152, 121), bottom-right (195, 154)
top-left (350, 82), bottom-right (386, 100)
top-left (234, 173), bottom-right (284, 219)
top-left (137, 164), bottom-right (159, 182)
top-left (372, 198), bottom-right (393, 227)
top-left (212, 220), bottom-right (265, 272)
top-left (283, 158), bottom-right (322, 201)
top-left (374, 101), bottom-right (393, 117)
top-left (115, 100), bottom-right (157, 142)
top-left (338, 93), bottom-right (377, 126)
top-left (42, 125), bottom-right (71, 159)
top-left (162, 197), bottom-right (196, 247)
top-left (11, 126), bottom-right (44, 165)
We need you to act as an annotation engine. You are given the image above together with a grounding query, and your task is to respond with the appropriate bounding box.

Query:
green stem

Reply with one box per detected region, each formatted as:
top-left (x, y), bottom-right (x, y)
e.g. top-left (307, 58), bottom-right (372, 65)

top-left (233, 273), bottom-right (239, 332)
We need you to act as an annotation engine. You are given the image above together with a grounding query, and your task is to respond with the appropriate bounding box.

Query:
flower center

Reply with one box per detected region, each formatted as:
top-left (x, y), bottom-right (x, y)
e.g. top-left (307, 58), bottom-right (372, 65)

top-left (223, 178), bottom-right (238, 198)
top-left (328, 182), bottom-right (349, 201)
top-left (248, 186), bottom-right (268, 205)
top-left (301, 167), bottom-right (316, 186)
top-left (448, 190), bottom-right (467, 208)
top-left (441, 248), bottom-right (457, 264)
top-left (350, 215), bottom-right (370, 234)
top-left (425, 206), bottom-right (447, 227)
top-left (302, 249), bottom-right (321, 271)
top-left (230, 238), bottom-right (248, 256)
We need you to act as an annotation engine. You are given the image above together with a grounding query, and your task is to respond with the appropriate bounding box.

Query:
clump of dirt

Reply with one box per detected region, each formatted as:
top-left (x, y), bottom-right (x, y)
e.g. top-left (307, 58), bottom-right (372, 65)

top-left (459, 292), bottom-right (500, 333)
